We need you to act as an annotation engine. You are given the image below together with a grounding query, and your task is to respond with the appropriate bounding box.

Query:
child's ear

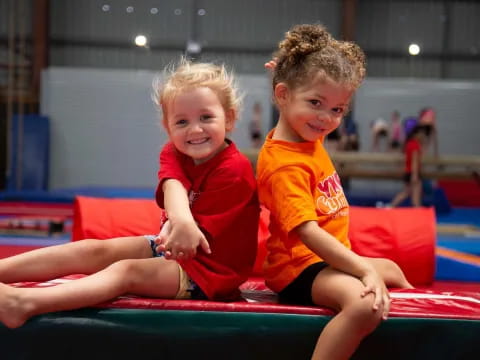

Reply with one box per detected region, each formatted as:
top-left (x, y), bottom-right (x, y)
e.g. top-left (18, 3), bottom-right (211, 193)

top-left (274, 83), bottom-right (289, 106)
top-left (162, 118), bottom-right (170, 133)
top-left (225, 108), bottom-right (236, 131)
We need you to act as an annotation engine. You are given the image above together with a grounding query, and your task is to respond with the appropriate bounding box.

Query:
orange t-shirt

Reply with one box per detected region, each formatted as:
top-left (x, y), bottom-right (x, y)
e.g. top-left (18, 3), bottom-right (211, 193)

top-left (256, 130), bottom-right (351, 292)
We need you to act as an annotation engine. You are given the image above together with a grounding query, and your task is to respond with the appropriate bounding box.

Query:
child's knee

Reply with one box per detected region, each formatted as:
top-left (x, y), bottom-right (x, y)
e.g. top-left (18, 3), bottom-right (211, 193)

top-left (344, 296), bottom-right (383, 335)
top-left (108, 259), bottom-right (145, 288)
top-left (383, 258), bottom-right (401, 274)
top-left (382, 259), bottom-right (412, 287)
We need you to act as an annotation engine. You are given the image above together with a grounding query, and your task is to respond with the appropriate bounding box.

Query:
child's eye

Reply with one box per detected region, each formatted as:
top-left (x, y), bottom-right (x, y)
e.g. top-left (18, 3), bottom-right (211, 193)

top-left (200, 114), bottom-right (213, 121)
top-left (309, 100), bottom-right (321, 106)
top-left (175, 119), bottom-right (188, 126)
top-left (332, 107), bottom-right (345, 115)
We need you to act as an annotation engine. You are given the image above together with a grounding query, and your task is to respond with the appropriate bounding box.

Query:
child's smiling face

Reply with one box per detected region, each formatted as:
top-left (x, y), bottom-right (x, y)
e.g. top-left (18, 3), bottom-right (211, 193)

top-left (166, 87), bottom-right (234, 164)
top-left (277, 74), bottom-right (353, 143)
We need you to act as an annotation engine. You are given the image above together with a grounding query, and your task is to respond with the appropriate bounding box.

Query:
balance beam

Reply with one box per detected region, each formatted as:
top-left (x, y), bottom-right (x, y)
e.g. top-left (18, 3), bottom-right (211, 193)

top-left (241, 148), bottom-right (480, 180)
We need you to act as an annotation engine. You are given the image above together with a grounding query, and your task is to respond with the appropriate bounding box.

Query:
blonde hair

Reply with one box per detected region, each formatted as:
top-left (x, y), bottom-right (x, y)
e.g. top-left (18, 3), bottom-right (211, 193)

top-left (272, 24), bottom-right (366, 91)
top-left (153, 59), bottom-right (242, 127)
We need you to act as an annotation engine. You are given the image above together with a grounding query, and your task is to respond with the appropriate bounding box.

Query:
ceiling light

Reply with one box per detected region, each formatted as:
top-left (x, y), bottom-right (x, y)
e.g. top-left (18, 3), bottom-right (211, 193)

top-left (408, 43), bottom-right (420, 56)
top-left (135, 35), bottom-right (148, 47)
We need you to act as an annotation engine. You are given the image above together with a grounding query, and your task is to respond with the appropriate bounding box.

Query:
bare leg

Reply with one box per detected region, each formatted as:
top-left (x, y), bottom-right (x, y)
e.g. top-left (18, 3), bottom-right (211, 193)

top-left (0, 236), bottom-right (151, 283)
top-left (364, 257), bottom-right (414, 289)
top-left (390, 185), bottom-right (411, 207)
top-left (411, 181), bottom-right (422, 207)
top-left (0, 257), bottom-right (180, 328)
top-left (310, 268), bottom-right (384, 360)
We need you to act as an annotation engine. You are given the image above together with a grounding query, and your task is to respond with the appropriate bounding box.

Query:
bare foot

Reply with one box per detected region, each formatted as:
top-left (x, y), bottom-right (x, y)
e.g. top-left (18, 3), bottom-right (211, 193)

top-left (0, 283), bottom-right (29, 328)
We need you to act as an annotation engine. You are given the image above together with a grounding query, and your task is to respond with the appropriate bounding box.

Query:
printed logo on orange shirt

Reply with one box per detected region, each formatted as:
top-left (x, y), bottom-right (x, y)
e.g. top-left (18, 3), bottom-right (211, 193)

top-left (315, 173), bottom-right (348, 217)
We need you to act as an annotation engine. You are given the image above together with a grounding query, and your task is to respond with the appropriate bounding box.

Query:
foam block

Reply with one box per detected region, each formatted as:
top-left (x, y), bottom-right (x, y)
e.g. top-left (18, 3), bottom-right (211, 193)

top-left (72, 197), bottom-right (436, 285)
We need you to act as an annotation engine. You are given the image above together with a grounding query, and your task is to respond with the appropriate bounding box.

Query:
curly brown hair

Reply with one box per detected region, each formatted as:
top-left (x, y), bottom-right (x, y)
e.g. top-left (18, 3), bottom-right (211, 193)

top-left (272, 24), bottom-right (366, 91)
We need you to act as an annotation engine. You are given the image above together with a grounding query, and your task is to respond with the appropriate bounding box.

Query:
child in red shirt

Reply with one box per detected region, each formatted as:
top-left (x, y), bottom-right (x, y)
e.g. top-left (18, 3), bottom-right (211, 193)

top-left (390, 125), bottom-right (428, 207)
top-left (0, 60), bottom-right (259, 328)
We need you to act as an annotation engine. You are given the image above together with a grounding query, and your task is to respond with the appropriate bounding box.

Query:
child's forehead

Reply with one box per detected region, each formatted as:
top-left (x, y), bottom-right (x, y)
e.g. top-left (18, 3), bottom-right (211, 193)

top-left (296, 75), bottom-right (354, 100)
top-left (165, 87), bottom-right (226, 115)
top-left (169, 86), bottom-right (219, 104)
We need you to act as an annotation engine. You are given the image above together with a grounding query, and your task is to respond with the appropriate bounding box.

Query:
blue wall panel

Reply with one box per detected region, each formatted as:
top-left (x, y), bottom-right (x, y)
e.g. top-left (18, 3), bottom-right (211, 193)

top-left (7, 115), bottom-right (50, 191)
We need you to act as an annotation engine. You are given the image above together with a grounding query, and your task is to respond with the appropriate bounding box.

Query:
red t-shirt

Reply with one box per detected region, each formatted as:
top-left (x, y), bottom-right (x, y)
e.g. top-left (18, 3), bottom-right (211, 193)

top-left (405, 138), bottom-right (421, 173)
top-left (156, 141), bottom-right (259, 300)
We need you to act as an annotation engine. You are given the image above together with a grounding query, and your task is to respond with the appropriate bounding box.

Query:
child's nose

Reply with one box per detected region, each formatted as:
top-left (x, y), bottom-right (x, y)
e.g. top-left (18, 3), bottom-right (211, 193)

top-left (318, 112), bottom-right (332, 124)
top-left (190, 123), bottom-right (203, 133)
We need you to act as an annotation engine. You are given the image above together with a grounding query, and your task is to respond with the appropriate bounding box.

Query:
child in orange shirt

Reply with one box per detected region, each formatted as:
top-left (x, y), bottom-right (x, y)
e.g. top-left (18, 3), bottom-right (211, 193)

top-left (258, 24), bottom-right (413, 360)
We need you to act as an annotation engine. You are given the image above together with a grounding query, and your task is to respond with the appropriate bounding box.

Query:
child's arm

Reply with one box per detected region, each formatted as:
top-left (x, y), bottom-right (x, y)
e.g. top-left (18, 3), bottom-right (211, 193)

top-left (157, 179), bottom-right (211, 260)
top-left (295, 221), bottom-right (390, 316)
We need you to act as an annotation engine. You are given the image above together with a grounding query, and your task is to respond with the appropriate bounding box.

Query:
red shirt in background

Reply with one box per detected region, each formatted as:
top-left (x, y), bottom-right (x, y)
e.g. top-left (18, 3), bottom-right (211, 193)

top-left (156, 141), bottom-right (259, 300)
top-left (405, 138), bottom-right (421, 173)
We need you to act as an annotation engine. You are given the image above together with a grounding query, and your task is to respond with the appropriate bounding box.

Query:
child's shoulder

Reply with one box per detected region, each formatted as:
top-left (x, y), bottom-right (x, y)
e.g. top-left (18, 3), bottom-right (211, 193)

top-left (259, 140), bottom-right (324, 168)
top-left (212, 141), bottom-right (255, 177)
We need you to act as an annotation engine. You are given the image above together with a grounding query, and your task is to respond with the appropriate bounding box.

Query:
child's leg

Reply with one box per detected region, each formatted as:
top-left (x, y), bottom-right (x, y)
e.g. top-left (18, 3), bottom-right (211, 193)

top-left (364, 257), bottom-right (414, 289)
top-left (0, 256), bottom-right (180, 329)
top-left (411, 180), bottom-right (422, 207)
top-left (0, 236), bottom-right (152, 283)
top-left (390, 185), bottom-right (411, 207)
top-left (310, 268), bottom-right (384, 360)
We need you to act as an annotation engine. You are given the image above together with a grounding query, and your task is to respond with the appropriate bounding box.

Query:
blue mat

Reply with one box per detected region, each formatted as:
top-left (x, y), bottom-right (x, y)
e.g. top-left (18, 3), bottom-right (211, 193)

top-left (437, 234), bottom-right (480, 256)
top-left (436, 207), bottom-right (480, 227)
top-left (435, 255), bottom-right (480, 282)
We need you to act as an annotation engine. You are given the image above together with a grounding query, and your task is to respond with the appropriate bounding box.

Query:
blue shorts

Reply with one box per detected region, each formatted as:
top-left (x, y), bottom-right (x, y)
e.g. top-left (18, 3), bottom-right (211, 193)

top-left (145, 235), bottom-right (165, 257)
top-left (144, 235), bottom-right (207, 300)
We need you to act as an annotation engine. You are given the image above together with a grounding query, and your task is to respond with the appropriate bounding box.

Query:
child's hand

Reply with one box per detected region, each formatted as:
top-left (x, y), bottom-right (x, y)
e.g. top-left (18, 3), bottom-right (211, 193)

top-left (264, 58), bottom-right (278, 71)
top-left (360, 270), bottom-right (391, 320)
top-left (155, 220), bottom-right (171, 251)
top-left (157, 220), bottom-right (211, 261)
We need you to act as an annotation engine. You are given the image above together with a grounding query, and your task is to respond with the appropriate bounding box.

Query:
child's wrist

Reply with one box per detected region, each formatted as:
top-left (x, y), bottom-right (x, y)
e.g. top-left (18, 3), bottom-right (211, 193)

top-left (169, 214), bottom-right (196, 226)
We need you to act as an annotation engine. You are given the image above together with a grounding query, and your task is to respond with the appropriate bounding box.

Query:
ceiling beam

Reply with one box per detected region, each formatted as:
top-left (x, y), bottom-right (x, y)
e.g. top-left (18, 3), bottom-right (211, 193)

top-left (341, 0), bottom-right (357, 41)
top-left (32, 0), bottom-right (49, 98)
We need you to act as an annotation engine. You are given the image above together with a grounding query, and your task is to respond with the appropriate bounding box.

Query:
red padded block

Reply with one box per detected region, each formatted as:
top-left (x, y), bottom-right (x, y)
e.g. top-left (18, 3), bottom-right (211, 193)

top-left (349, 206), bottom-right (436, 286)
top-left (72, 196), bottom-right (162, 241)
top-left (72, 197), bottom-right (436, 286)
top-left (0, 245), bottom-right (43, 259)
top-left (437, 179), bottom-right (480, 207)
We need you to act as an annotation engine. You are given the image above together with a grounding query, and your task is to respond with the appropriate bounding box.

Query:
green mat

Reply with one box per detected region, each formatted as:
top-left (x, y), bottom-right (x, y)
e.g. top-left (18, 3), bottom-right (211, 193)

top-left (1, 308), bottom-right (479, 360)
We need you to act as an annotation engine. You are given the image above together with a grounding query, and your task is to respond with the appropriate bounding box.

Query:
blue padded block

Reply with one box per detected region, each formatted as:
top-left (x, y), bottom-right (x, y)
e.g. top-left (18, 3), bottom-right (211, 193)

top-left (435, 255), bottom-right (480, 282)
top-left (437, 235), bottom-right (480, 256)
top-left (7, 115), bottom-right (50, 191)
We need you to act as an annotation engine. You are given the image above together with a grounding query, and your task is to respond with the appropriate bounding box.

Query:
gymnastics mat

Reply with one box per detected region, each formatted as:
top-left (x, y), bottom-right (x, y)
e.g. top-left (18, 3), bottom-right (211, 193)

top-left (438, 179), bottom-right (480, 207)
top-left (0, 197), bottom-right (477, 359)
top-left (0, 244), bottom-right (43, 258)
top-left (436, 247), bottom-right (480, 282)
top-left (1, 275), bottom-right (479, 360)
